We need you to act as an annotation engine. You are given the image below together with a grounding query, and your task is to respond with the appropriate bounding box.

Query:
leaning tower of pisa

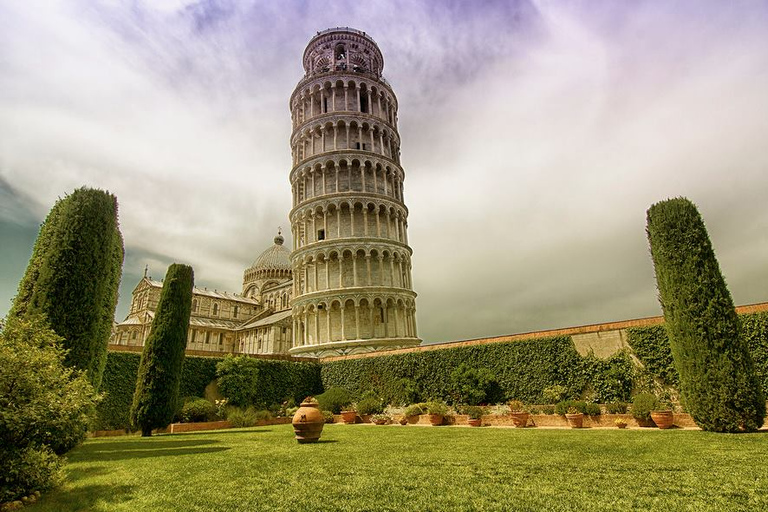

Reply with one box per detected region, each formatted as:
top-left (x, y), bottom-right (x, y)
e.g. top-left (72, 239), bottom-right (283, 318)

top-left (288, 28), bottom-right (420, 357)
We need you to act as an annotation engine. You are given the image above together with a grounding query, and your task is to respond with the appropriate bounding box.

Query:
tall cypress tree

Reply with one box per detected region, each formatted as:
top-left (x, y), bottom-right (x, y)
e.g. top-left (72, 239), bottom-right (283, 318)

top-left (646, 197), bottom-right (765, 432)
top-left (9, 187), bottom-right (124, 390)
top-left (131, 264), bottom-right (194, 436)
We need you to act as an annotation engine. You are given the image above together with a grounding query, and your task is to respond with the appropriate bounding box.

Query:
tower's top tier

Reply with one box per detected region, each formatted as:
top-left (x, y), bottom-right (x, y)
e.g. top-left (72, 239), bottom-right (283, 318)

top-left (302, 27), bottom-right (384, 80)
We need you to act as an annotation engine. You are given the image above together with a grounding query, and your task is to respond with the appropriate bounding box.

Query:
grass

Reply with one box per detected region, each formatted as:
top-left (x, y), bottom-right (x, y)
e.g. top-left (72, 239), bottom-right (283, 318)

top-left (28, 424), bottom-right (768, 511)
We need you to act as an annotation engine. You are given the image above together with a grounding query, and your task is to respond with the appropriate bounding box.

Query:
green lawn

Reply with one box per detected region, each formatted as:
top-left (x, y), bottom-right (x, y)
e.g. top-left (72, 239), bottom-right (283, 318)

top-left (29, 424), bottom-right (768, 511)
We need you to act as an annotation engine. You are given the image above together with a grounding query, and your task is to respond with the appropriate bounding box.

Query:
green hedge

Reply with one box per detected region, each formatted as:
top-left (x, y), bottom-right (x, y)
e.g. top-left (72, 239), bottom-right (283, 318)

top-left (626, 325), bottom-right (679, 386)
top-left (94, 352), bottom-right (222, 431)
top-left (321, 336), bottom-right (599, 404)
top-left (627, 312), bottom-right (768, 395)
top-left (215, 355), bottom-right (322, 408)
top-left (94, 352), bottom-right (319, 430)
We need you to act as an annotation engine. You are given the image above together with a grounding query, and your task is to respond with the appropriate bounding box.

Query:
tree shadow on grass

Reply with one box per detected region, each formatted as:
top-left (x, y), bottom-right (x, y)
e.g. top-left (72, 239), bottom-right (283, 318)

top-left (71, 438), bottom-right (231, 462)
top-left (32, 483), bottom-right (135, 512)
top-left (165, 428), bottom-right (272, 437)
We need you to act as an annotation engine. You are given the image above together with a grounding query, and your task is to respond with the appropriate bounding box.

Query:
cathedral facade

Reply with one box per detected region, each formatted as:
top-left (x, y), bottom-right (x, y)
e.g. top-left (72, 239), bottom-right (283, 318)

top-left (112, 28), bottom-right (420, 358)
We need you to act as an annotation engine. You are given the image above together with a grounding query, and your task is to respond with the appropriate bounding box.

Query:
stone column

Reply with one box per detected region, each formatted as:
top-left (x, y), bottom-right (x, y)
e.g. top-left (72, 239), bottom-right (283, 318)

top-left (354, 304), bottom-right (360, 339)
top-left (365, 255), bottom-right (372, 285)
top-left (326, 307), bottom-right (331, 341)
top-left (352, 255), bottom-right (358, 287)
top-left (314, 309), bottom-right (320, 344)
top-left (340, 306), bottom-right (346, 340)
top-left (325, 257), bottom-right (330, 290)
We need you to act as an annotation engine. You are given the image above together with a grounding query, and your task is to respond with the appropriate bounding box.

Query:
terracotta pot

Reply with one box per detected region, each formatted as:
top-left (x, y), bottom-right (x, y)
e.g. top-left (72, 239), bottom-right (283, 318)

top-left (616, 423), bottom-right (628, 429)
top-left (468, 418), bottom-right (482, 427)
top-left (398, 416), bottom-right (408, 425)
top-left (406, 415), bottom-right (420, 425)
top-left (372, 418), bottom-right (388, 425)
top-left (650, 410), bottom-right (674, 429)
top-left (428, 413), bottom-right (444, 426)
top-left (565, 413), bottom-right (584, 428)
top-left (510, 412), bottom-right (530, 428)
top-left (292, 399), bottom-right (324, 444)
top-left (340, 411), bottom-right (357, 424)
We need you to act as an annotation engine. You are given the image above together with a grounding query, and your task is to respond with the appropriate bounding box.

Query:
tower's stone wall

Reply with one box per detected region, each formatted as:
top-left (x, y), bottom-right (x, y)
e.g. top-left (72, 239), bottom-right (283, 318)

top-left (288, 28), bottom-right (420, 357)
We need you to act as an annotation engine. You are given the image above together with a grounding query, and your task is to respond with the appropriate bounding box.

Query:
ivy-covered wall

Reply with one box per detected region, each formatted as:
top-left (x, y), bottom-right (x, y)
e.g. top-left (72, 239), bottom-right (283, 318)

top-left (626, 312), bottom-right (768, 394)
top-left (94, 352), bottom-right (222, 431)
top-left (321, 336), bottom-right (636, 404)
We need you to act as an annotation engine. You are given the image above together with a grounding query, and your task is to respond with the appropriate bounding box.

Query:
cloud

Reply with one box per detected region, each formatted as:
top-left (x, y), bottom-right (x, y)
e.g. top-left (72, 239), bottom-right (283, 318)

top-left (1, 1), bottom-right (767, 343)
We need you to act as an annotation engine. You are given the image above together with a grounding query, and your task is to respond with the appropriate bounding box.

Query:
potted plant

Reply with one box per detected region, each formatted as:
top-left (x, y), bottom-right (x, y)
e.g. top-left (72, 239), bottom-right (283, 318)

top-left (565, 406), bottom-right (584, 428)
top-left (371, 413), bottom-right (390, 425)
top-left (425, 401), bottom-right (449, 426)
top-left (464, 406), bottom-right (484, 427)
top-left (614, 418), bottom-right (628, 429)
top-left (631, 393), bottom-right (659, 427)
top-left (508, 400), bottom-right (529, 428)
top-left (650, 397), bottom-right (674, 429)
top-left (340, 406), bottom-right (357, 424)
top-left (403, 403), bottom-right (425, 424)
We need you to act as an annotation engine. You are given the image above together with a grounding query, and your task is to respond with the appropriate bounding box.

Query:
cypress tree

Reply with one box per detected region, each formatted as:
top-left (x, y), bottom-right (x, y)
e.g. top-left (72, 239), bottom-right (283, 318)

top-left (131, 264), bottom-right (194, 436)
top-left (9, 187), bottom-right (124, 390)
top-left (646, 197), bottom-right (765, 432)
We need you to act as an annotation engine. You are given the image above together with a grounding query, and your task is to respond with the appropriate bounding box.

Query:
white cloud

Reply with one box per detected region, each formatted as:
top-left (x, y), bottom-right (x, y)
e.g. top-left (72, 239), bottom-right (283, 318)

top-left (1, 0), bottom-right (767, 342)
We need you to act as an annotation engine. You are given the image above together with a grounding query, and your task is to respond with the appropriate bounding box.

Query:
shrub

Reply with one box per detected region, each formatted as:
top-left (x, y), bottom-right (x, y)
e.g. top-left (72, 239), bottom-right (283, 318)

top-left (131, 264), bottom-right (194, 436)
top-left (356, 397), bottom-right (385, 416)
top-left (462, 406), bottom-right (484, 420)
top-left (387, 377), bottom-right (420, 406)
top-left (647, 198), bottom-right (765, 432)
top-left (0, 447), bottom-right (62, 503)
top-left (227, 406), bottom-right (258, 428)
top-left (316, 387), bottom-right (355, 414)
top-left (585, 403), bottom-right (601, 416)
top-left (555, 400), bottom-right (587, 415)
top-left (449, 364), bottom-right (498, 405)
top-left (404, 403), bottom-right (426, 417)
top-left (216, 355), bottom-right (322, 408)
top-left (179, 398), bottom-right (217, 423)
top-left (0, 317), bottom-right (98, 501)
top-left (425, 401), bottom-right (449, 416)
top-left (631, 393), bottom-right (659, 422)
top-left (8, 187), bottom-right (123, 391)
top-left (606, 402), bottom-right (628, 414)
top-left (542, 385), bottom-right (567, 404)
top-left (540, 405), bottom-right (555, 415)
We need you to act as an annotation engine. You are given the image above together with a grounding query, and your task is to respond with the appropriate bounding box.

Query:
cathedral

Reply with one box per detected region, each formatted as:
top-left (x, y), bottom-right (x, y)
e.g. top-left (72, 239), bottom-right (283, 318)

top-left (112, 28), bottom-right (421, 357)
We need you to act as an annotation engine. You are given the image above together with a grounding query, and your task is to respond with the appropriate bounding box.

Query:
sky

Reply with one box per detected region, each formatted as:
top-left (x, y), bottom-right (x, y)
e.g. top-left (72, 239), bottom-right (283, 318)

top-left (1, 0), bottom-right (767, 344)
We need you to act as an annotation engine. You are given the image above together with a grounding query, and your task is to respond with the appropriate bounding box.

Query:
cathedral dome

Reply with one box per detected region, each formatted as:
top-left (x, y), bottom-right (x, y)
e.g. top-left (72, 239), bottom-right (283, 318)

top-left (250, 232), bottom-right (292, 278)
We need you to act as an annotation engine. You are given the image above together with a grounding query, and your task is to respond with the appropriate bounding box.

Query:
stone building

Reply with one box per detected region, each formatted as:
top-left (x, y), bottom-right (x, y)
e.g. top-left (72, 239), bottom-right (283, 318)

top-left (112, 28), bottom-right (420, 357)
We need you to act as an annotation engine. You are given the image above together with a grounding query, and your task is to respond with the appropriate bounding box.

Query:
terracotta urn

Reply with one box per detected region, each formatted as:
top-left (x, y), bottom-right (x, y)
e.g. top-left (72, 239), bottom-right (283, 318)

top-left (428, 414), bottom-right (444, 426)
top-left (650, 410), bottom-right (674, 429)
top-left (510, 412), bottom-right (530, 428)
top-left (292, 398), bottom-right (324, 443)
top-left (340, 410), bottom-right (357, 424)
top-left (468, 418), bottom-right (482, 427)
top-left (565, 413), bottom-right (584, 428)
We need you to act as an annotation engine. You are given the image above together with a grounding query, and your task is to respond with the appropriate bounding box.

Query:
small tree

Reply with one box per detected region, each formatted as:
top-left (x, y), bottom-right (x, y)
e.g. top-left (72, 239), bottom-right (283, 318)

top-left (9, 187), bottom-right (123, 390)
top-left (0, 316), bottom-right (98, 501)
top-left (646, 197), bottom-right (765, 432)
top-left (131, 264), bottom-right (194, 436)
top-left (449, 364), bottom-right (497, 405)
